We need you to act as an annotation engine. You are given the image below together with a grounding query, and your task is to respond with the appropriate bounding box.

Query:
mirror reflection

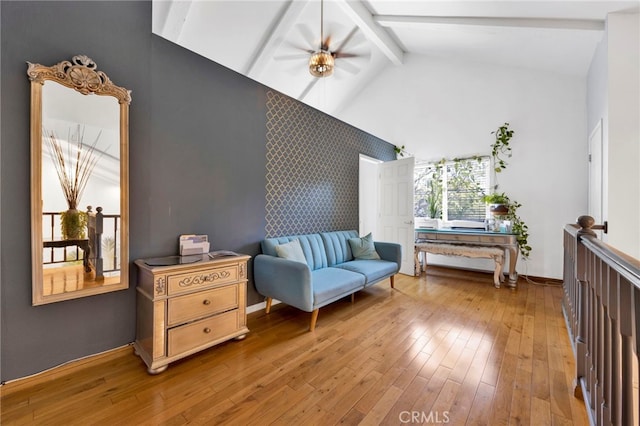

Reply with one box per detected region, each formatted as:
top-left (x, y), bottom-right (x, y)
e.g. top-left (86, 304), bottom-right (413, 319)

top-left (41, 82), bottom-right (121, 294)
top-left (29, 55), bottom-right (131, 305)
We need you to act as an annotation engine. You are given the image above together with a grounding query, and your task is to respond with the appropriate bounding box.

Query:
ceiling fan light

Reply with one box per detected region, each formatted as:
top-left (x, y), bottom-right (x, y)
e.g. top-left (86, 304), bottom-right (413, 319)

top-left (309, 51), bottom-right (334, 78)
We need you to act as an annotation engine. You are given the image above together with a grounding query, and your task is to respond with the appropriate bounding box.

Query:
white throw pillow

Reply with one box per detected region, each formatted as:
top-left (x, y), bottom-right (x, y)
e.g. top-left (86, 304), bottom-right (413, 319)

top-left (274, 239), bottom-right (307, 264)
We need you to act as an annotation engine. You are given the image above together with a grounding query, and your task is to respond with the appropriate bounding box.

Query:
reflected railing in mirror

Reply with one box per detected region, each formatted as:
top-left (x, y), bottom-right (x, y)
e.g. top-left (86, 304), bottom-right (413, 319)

top-left (41, 206), bottom-right (121, 297)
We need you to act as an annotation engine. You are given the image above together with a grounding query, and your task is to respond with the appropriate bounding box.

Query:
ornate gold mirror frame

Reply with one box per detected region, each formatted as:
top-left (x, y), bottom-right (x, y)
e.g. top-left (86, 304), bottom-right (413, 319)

top-left (28, 55), bottom-right (131, 305)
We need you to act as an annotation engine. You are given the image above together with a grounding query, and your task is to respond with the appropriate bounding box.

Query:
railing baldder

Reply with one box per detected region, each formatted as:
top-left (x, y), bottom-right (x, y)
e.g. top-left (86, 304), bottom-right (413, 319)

top-left (563, 216), bottom-right (640, 426)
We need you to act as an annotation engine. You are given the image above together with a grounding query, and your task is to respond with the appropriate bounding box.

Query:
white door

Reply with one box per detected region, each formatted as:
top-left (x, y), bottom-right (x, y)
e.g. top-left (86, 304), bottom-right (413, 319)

top-left (378, 157), bottom-right (415, 275)
top-left (588, 119), bottom-right (603, 236)
top-left (359, 155), bottom-right (383, 236)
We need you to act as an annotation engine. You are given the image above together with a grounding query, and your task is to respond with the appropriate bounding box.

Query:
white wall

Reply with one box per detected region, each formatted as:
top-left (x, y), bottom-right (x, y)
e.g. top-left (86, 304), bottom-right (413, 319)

top-left (587, 25), bottom-right (609, 235)
top-left (605, 13), bottom-right (640, 258)
top-left (340, 54), bottom-right (589, 279)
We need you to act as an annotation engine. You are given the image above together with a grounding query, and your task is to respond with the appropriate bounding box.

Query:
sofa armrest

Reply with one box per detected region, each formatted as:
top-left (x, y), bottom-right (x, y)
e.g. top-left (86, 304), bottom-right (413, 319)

top-left (253, 254), bottom-right (314, 312)
top-left (374, 242), bottom-right (402, 273)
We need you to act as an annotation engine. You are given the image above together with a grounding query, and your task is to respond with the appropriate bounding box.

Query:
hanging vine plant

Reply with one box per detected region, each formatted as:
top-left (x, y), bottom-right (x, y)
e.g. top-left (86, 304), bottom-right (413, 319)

top-left (394, 144), bottom-right (407, 158)
top-left (491, 122), bottom-right (514, 174)
top-left (484, 122), bottom-right (531, 260)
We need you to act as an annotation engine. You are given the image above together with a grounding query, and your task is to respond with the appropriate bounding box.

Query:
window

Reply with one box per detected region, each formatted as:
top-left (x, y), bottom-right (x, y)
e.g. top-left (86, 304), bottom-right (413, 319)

top-left (414, 156), bottom-right (490, 222)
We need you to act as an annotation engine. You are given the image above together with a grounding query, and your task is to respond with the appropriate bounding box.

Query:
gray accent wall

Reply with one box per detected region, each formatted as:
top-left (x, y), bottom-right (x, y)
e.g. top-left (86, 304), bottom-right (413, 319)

top-left (265, 91), bottom-right (395, 237)
top-left (1, 1), bottom-right (153, 383)
top-left (0, 1), bottom-right (395, 382)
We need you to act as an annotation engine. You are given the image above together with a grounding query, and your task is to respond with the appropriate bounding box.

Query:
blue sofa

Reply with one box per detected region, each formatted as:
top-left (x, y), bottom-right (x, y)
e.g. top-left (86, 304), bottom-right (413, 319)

top-left (254, 230), bottom-right (401, 331)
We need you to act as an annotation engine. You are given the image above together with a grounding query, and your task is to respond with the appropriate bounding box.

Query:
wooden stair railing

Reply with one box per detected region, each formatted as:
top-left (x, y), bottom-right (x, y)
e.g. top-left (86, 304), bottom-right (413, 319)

top-left (563, 216), bottom-right (640, 426)
top-left (87, 206), bottom-right (104, 281)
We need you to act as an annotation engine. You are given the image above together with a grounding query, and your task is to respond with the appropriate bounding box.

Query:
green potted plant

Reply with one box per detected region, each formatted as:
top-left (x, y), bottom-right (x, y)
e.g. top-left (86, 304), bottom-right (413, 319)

top-left (483, 123), bottom-right (531, 259)
top-left (482, 192), bottom-right (509, 216)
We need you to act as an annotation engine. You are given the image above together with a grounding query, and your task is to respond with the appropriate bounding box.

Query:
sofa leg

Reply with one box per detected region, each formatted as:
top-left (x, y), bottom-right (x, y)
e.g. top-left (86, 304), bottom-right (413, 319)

top-left (390, 275), bottom-right (395, 289)
top-left (309, 309), bottom-right (319, 331)
top-left (265, 297), bottom-right (272, 314)
top-left (351, 293), bottom-right (355, 303)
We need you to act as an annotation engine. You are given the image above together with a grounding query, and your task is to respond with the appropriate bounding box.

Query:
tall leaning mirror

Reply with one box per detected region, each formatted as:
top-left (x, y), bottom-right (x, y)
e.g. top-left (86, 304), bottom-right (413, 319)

top-left (28, 55), bottom-right (131, 305)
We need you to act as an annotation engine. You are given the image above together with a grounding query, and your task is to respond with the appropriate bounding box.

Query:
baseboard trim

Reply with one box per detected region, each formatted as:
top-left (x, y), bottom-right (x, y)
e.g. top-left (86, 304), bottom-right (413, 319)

top-left (247, 298), bottom-right (281, 314)
top-left (422, 264), bottom-right (562, 286)
top-left (6, 302), bottom-right (281, 386)
top-left (1, 343), bottom-right (133, 388)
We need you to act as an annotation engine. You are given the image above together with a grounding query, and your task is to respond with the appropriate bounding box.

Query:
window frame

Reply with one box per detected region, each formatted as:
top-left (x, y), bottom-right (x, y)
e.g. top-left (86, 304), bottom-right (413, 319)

top-left (414, 156), bottom-right (490, 223)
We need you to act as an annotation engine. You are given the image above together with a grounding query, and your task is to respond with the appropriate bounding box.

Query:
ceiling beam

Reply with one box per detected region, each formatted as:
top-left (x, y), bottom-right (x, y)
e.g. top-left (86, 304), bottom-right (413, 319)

top-left (335, 0), bottom-right (404, 66)
top-left (244, 0), bottom-right (308, 79)
top-left (374, 15), bottom-right (605, 31)
top-left (159, 0), bottom-right (193, 42)
top-left (298, 77), bottom-right (320, 102)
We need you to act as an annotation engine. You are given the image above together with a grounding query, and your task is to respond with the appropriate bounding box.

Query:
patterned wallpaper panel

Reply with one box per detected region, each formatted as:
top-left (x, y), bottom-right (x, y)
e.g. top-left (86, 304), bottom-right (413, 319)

top-left (265, 91), bottom-right (396, 237)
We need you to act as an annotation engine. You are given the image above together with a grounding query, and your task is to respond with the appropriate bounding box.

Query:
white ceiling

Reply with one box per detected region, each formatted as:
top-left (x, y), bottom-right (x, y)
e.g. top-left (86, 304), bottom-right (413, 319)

top-left (153, 0), bottom-right (638, 116)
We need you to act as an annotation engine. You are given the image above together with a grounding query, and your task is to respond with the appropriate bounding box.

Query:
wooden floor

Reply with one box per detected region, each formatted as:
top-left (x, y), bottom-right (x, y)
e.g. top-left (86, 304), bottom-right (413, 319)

top-left (1, 268), bottom-right (588, 425)
top-left (42, 264), bottom-right (120, 296)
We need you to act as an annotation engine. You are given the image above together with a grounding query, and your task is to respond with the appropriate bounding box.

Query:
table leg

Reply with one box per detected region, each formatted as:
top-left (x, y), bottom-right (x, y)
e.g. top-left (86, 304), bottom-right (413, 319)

top-left (83, 243), bottom-right (91, 273)
top-left (506, 245), bottom-right (518, 288)
top-left (492, 253), bottom-right (504, 288)
top-left (414, 247), bottom-right (420, 276)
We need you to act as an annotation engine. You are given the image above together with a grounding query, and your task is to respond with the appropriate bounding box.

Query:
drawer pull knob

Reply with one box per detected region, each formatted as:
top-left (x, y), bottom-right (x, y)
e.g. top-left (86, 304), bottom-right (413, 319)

top-left (203, 299), bottom-right (211, 305)
top-left (203, 327), bottom-right (211, 334)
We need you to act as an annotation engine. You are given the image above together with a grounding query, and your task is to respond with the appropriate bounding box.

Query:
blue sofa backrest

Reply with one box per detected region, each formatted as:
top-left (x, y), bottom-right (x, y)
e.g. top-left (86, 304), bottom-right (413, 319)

top-left (320, 230), bottom-right (359, 267)
top-left (261, 230), bottom-right (362, 270)
top-left (261, 234), bottom-right (329, 271)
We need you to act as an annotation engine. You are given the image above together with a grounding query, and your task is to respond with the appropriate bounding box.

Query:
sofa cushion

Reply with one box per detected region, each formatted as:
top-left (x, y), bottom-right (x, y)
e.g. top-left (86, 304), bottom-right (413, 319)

top-left (320, 230), bottom-right (359, 267)
top-left (335, 259), bottom-right (398, 285)
top-left (274, 239), bottom-right (307, 264)
top-left (262, 234), bottom-right (328, 271)
top-left (312, 267), bottom-right (365, 307)
top-left (348, 233), bottom-right (381, 260)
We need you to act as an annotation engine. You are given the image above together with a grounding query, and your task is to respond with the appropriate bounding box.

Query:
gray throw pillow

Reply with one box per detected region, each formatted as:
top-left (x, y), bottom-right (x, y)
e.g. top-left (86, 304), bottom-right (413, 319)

top-left (348, 233), bottom-right (381, 260)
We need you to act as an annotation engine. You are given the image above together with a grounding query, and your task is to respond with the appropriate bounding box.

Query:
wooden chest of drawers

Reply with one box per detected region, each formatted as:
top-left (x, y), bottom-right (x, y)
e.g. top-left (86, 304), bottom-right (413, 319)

top-left (133, 254), bottom-right (250, 374)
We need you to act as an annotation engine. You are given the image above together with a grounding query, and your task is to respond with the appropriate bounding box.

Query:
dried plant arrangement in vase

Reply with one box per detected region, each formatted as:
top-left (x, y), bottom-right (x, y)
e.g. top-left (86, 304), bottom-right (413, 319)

top-left (44, 124), bottom-right (102, 239)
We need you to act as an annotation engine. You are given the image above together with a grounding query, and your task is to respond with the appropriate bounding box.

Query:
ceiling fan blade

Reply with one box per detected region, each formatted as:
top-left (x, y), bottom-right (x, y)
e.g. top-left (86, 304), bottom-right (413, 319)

top-left (335, 58), bottom-right (361, 75)
top-left (274, 53), bottom-right (311, 61)
top-left (333, 52), bottom-right (358, 59)
top-left (334, 49), bottom-right (371, 63)
top-left (333, 27), bottom-right (358, 54)
top-left (322, 35), bottom-right (332, 52)
top-left (282, 40), bottom-right (314, 54)
top-left (295, 23), bottom-right (317, 50)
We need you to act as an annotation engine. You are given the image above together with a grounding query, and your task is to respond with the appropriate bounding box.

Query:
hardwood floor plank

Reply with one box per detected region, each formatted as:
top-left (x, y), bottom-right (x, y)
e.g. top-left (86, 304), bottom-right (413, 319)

top-left (430, 379), bottom-right (461, 420)
top-left (449, 345), bottom-right (476, 384)
top-left (393, 350), bottom-right (430, 390)
top-left (320, 368), bottom-right (383, 424)
top-left (0, 268), bottom-right (588, 426)
top-left (466, 381), bottom-right (496, 425)
top-left (352, 366), bottom-right (404, 414)
top-left (508, 366), bottom-right (532, 425)
top-left (550, 369), bottom-right (574, 420)
top-left (530, 396), bottom-right (552, 425)
top-left (358, 385), bottom-right (404, 425)
top-left (382, 375), bottom-right (429, 423)
top-left (488, 352), bottom-right (518, 426)
top-left (411, 365), bottom-right (451, 413)
top-left (418, 328), bottom-right (461, 380)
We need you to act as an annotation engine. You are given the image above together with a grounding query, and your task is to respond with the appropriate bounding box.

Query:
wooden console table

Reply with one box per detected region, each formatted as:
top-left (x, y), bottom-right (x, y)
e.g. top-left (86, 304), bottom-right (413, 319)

top-left (414, 228), bottom-right (519, 288)
top-left (43, 239), bottom-right (90, 272)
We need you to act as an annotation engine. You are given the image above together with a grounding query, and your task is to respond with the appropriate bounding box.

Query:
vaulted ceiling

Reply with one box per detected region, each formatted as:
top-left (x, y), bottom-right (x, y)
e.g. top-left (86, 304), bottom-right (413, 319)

top-left (153, 1), bottom-right (638, 117)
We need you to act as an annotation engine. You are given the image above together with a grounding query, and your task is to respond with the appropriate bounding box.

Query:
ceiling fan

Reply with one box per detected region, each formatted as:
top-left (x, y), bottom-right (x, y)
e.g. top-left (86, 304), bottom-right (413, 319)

top-left (275, 0), bottom-right (370, 78)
